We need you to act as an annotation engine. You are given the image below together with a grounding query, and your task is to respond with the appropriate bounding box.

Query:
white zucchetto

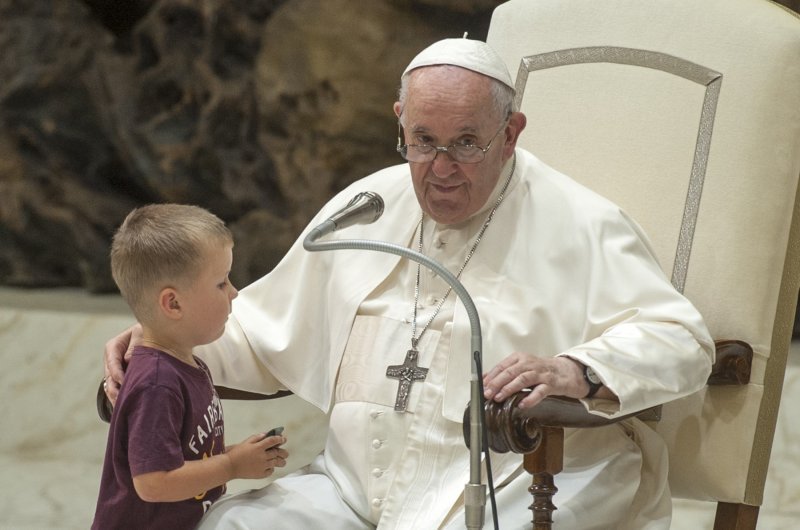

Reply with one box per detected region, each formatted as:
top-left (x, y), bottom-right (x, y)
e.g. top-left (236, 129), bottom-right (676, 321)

top-left (402, 37), bottom-right (514, 90)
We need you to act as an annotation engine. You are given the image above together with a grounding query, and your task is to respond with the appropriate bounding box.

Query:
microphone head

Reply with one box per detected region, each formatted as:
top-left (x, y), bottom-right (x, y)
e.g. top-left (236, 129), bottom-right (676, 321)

top-left (357, 191), bottom-right (384, 223)
top-left (329, 191), bottom-right (384, 230)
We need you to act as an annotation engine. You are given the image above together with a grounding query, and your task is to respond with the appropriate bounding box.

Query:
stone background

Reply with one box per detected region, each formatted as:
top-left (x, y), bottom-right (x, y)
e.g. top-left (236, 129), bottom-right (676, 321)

top-left (1, 0), bottom-right (798, 293)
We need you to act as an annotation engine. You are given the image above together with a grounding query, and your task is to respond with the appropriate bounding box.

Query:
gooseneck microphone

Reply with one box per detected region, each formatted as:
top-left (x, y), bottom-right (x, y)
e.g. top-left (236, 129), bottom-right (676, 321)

top-left (307, 191), bottom-right (384, 240)
top-left (303, 192), bottom-right (495, 530)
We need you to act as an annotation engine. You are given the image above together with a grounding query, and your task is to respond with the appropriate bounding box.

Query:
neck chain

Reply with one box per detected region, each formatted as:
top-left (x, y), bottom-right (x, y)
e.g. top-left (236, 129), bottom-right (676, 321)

top-left (410, 153), bottom-right (517, 350)
top-left (141, 339), bottom-right (195, 367)
top-left (142, 338), bottom-right (216, 395)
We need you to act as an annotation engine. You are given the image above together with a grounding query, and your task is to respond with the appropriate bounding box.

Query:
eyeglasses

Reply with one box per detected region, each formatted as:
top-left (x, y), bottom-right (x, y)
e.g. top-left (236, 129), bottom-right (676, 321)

top-left (396, 119), bottom-right (508, 164)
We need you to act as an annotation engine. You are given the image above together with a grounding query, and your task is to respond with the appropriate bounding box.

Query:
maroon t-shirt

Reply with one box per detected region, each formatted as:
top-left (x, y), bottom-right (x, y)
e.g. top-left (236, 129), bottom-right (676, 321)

top-left (92, 346), bottom-right (226, 529)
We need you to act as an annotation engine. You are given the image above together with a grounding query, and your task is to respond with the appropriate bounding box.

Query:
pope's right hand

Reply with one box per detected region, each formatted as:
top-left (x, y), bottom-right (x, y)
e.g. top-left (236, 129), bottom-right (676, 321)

top-left (103, 323), bottom-right (142, 405)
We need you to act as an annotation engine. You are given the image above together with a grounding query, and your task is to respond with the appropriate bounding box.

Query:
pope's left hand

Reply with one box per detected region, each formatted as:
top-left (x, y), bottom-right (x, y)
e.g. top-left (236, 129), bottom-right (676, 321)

top-left (482, 353), bottom-right (588, 408)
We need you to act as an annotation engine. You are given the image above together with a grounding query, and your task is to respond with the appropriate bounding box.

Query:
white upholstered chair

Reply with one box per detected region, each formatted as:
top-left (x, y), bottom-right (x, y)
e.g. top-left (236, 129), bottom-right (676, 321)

top-left (481, 0), bottom-right (800, 528)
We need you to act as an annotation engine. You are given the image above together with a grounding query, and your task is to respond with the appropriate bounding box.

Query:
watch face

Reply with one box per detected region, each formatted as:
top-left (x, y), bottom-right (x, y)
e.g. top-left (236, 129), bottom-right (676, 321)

top-left (585, 366), bottom-right (602, 385)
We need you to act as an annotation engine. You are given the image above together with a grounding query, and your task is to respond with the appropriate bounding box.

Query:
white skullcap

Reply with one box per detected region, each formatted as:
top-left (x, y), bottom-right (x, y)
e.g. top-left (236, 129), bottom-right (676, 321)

top-left (402, 37), bottom-right (514, 90)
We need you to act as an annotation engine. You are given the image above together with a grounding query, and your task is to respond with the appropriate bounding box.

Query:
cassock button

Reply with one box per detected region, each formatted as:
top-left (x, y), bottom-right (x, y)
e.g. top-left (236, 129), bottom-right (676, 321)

top-left (370, 411), bottom-right (383, 419)
top-left (372, 439), bottom-right (383, 449)
top-left (435, 237), bottom-right (446, 249)
top-left (372, 498), bottom-right (384, 508)
top-left (371, 468), bottom-right (383, 477)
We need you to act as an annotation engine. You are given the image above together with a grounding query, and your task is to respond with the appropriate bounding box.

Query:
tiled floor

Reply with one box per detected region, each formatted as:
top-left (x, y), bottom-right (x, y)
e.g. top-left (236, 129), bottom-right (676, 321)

top-left (1, 287), bottom-right (798, 529)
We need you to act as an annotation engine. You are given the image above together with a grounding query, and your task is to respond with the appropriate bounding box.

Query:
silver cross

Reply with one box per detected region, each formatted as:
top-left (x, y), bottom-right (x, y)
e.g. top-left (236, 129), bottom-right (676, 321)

top-left (385, 349), bottom-right (428, 412)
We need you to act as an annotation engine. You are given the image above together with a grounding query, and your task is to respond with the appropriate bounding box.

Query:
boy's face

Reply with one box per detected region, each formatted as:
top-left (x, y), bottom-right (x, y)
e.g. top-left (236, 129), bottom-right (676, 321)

top-left (179, 241), bottom-right (238, 347)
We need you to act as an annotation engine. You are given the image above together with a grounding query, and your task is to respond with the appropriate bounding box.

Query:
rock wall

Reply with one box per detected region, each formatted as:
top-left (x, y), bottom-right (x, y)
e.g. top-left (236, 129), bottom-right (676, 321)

top-left (0, 0), bottom-right (797, 292)
top-left (0, 0), bottom-right (499, 291)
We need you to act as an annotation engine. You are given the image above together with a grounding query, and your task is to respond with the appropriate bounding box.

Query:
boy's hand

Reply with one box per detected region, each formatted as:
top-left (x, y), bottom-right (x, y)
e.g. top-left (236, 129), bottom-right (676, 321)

top-left (225, 432), bottom-right (289, 480)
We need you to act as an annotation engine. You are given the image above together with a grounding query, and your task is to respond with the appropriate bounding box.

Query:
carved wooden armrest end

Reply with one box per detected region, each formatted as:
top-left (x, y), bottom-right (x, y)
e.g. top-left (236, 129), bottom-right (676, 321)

top-left (465, 392), bottom-right (636, 455)
top-left (708, 339), bottom-right (753, 385)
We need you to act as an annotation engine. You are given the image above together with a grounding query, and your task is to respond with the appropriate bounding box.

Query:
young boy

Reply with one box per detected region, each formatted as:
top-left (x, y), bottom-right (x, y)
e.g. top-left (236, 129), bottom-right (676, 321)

top-left (92, 204), bottom-right (288, 530)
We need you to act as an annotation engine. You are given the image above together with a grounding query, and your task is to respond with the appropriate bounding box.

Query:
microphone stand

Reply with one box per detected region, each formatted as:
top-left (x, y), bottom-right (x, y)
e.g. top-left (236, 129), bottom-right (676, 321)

top-left (304, 221), bottom-right (487, 530)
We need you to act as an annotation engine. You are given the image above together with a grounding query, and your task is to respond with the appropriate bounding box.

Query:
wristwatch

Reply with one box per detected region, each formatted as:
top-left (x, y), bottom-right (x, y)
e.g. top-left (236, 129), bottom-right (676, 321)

top-left (582, 364), bottom-right (603, 399)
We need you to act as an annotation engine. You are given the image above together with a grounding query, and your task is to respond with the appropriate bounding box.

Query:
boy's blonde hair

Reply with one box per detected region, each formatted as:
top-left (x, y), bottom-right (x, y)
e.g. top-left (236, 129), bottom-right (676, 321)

top-left (110, 203), bottom-right (233, 322)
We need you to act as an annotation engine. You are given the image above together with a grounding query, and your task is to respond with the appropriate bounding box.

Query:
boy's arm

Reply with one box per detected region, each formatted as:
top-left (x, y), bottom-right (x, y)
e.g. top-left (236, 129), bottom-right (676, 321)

top-left (133, 433), bottom-right (287, 502)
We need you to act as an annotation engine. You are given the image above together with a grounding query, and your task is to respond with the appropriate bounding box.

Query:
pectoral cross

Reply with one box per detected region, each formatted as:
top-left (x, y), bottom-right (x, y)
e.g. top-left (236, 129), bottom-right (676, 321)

top-left (386, 349), bottom-right (428, 412)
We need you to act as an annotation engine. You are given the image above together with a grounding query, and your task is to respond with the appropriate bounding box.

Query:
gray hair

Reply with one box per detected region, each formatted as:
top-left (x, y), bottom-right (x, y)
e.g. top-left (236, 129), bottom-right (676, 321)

top-left (396, 66), bottom-right (516, 125)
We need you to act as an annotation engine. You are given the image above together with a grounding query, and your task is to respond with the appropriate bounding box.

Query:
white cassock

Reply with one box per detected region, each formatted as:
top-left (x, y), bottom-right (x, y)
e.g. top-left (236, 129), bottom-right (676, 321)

top-left (196, 148), bottom-right (714, 529)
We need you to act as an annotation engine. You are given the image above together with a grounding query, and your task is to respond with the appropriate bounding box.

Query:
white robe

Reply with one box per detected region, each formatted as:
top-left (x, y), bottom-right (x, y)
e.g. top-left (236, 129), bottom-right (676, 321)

top-left (197, 149), bottom-right (714, 529)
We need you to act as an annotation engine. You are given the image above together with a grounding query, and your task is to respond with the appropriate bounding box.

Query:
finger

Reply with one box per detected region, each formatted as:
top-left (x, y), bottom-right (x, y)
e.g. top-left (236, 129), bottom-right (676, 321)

top-left (516, 384), bottom-right (550, 409)
top-left (127, 324), bottom-right (144, 362)
top-left (487, 364), bottom-right (536, 400)
top-left (498, 363), bottom-right (555, 401)
top-left (251, 433), bottom-right (272, 445)
top-left (483, 354), bottom-right (521, 381)
top-left (263, 448), bottom-right (283, 460)
top-left (101, 370), bottom-right (122, 404)
top-left (105, 327), bottom-right (132, 385)
top-left (107, 382), bottom-right (121, 409)
top-left (255, 434), bottom-right (285, 449)
top-left (266, 438), bottom-right (284, 450)
top-left (483, 362), bottom-right (521, 397)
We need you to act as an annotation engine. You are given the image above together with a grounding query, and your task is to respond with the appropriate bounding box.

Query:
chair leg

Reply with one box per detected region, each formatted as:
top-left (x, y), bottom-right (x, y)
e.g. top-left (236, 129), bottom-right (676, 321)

top-left (713, 502), bottom-right (759, 530)
top-left (523, 426), bottom-right (564, 530)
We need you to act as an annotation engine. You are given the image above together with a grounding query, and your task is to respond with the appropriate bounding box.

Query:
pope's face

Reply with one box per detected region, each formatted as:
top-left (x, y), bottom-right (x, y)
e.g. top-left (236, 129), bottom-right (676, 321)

top-left (394, 66), bottom-right (522, 225)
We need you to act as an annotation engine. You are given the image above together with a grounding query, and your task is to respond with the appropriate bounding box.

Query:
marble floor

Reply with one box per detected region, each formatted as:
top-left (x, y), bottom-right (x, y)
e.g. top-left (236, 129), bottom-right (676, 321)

top-left (1, 287), bottom-right (798, 529)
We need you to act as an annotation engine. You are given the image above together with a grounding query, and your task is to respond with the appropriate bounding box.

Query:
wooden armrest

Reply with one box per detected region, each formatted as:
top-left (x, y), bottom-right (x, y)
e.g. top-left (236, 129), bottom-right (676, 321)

top-left (467, 339), bottom-right (753, 453)
top-left (214, 386), bottom-right (293, 400)
top-left (96, 381), bottom-right (292, 423)
top-left (708, 339), bottom-right (753, 385)
top-left (465, 392), bottom-right (637, 454)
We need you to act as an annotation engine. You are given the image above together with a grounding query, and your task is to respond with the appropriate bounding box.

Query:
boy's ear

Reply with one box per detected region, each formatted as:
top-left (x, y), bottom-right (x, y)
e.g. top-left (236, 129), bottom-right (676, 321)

top-left (158, 288), bottom-right (182, 319)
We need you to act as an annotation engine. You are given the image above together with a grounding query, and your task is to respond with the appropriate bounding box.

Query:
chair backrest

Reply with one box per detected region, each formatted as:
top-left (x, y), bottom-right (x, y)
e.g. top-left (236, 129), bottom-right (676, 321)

top-left (487, 0), bottom-right (800, 507)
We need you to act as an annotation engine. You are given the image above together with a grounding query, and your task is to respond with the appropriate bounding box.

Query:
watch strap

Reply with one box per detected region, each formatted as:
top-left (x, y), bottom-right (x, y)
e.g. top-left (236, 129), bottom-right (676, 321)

top-left (582, 365), bottom-right (603, 399)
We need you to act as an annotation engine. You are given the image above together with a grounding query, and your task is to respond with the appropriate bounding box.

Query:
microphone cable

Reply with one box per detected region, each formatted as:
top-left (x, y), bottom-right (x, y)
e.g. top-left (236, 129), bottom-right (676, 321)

top-left (475, 350), bottom-right (499, 530)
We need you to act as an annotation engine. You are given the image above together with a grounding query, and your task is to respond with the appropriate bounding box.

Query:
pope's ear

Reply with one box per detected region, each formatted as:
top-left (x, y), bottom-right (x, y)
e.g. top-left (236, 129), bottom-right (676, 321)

top-left (507, 112), bottom-right (527, 142)
top-left (158, 288), bottom-right (182, 319)
top-left (503, 111), bottom-right (527, 156)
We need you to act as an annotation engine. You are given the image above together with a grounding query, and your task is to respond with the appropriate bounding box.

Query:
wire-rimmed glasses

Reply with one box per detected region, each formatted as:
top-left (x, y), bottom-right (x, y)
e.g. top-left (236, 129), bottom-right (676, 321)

top-left (396, 119), bottom-right (508, 164)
